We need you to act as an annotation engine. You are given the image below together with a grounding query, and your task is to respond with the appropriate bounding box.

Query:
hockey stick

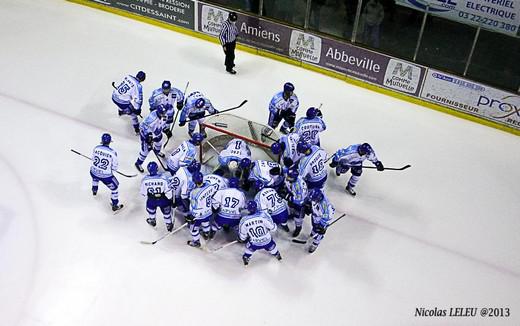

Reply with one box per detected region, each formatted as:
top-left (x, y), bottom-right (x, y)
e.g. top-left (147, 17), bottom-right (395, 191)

top-left (362, 164), bottom-right (411, 171)
top-left (153, 150), bottom-right (168, 171)
top-left (163, 81), bottom-right (190, 149)
top-left (185, 99), bottom-right (248, 123)
top-left (70, 149), bottom-right (137, 178)
top-left (292, 213), bottom-right (347, 244)
top-left (140, 222), bottom-right (188, 245)
top-left (208, 240), bottom-right (239, 252)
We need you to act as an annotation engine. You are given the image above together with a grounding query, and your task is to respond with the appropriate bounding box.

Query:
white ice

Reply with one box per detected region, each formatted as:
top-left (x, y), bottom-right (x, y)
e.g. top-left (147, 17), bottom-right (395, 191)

top-left (1, 1), bottom-right (519, 325)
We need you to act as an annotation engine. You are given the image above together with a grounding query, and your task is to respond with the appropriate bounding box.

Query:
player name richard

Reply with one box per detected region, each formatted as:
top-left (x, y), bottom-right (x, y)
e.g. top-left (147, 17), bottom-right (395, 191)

top-left (415, 307), bottom-right (478, 317)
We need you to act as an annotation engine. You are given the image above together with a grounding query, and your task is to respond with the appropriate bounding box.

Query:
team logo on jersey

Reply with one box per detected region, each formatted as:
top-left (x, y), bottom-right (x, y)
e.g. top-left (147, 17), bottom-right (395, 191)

top-left (383, 59), bottom-right (421, 94)
top-left (289, 31), bottom-right (321, 64)
top-left (201, 5), bottom-right (227, 36)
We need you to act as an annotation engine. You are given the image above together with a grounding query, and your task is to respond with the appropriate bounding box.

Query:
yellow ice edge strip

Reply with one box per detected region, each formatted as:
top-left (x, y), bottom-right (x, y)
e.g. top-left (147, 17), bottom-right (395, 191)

top-left (68, 0), bottom-right (520, 136)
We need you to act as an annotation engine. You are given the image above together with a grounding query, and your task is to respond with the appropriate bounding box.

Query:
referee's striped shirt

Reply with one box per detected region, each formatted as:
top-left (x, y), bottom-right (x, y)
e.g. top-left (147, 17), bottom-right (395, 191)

top-left (219, 19), bottom-right (239, 45)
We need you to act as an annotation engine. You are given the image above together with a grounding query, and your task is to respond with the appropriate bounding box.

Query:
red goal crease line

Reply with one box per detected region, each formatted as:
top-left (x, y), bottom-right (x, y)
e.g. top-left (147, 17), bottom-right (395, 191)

top-left (202, 123), bottom-right (272, 149)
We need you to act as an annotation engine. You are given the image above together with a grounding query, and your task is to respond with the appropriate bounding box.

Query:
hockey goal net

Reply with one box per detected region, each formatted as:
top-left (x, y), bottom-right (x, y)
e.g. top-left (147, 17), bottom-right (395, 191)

top-left (199, 114), bottom-right (280, 170)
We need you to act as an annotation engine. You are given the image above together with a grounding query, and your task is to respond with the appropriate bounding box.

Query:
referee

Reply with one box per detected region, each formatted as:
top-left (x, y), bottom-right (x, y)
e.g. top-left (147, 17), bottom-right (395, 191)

top-left (219, 12), bottom-right (239, 74)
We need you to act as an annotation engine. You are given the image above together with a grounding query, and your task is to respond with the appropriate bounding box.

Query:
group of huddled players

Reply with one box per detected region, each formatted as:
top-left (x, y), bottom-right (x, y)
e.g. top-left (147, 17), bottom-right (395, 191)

top-left (88, 71), bottom-right (385, 265)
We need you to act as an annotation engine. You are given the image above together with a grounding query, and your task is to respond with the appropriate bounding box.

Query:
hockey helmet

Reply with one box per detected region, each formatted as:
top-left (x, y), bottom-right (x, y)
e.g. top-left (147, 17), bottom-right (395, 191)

top-left (358, 143), bottom-right (371, 156)
top-left (229, 177), bottom-right (239, 188)
top-left (228, 12), bottom-right (238, 22)
top-left (101, 133), bottom-right (112, 145)
top-left (309, 189), bottom-right (324, 202)
top-left (162, 80), bottom-right (171, 92)
top-left (189, 132), bottom-right (204, 146)
top-left (254, 180), bottom-right (265, 191)
top-left (187, 160), bottom-right (201, 173)
top-left (147, 161), bottom-right (159, 176)
top-left (286, 169), bottom-right (299, 181)
top-left (239, 158), bottom-right (251, 169)
top-left (136, 71), bottom-right (146, 82)
top-left (269, 166), bottom-right (281, 176)
top-left (195, 98), bottom-right (205, 109)
top-left (192, 171), bottom-right (204, 185)
top-left (271, 142), bottom-right (281, 155)
top-left (296, 140), bottom-right (311, 154)
top-left (283, 82), bottom-right (295, 94)
top-left (306, 107), bottom-right (318, 119)
top-left (246, 200), bottom-right (258, 214)
top-left (156, 104), bottom-right (167, 117)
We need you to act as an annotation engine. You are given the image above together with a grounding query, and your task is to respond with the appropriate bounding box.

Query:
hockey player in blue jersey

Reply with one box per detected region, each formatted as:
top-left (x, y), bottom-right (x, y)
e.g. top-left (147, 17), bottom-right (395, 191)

top-left (215, 138), bottom-right (252, 178)
top-left (112, 71), bottom-right (146, 134)
top-left (254, 181), bottom-right (290, 232)
top-left (134, 105), bottom-right (167, 173)
top-left (178, 91), bottom-right (218, 138)
top-left (297, 141), bottom-right (328, 190)
top-left (307, 189), bottom-right (335, 253)
top-left (238, 201), bottom-right (282, 266)
top-left (329, 143), bottom-right (384, 196)
top-left (266, 82), bottom-right (299, 135)
top-left (167, 161), bottom-right (200, 216)
top-left (90, 133), bottom-right (123, 212)
top-left (270, 132), bottom-right (303, 168)
top-left (247, 160), bottom-right (284, 190)
top-left (210, 177), bottom-right (246, 238)
top-left (282, 169), bottom-right (308, 237)
top-left (166, 132), bottom-right (203, 174)
top-left (186, 172), bottom-right (219, 247)
top-left (140, 162), bottom-right (174, 231)
top-left (294, 107), bottom-right (326, 146)
top-left (148, 80), bottom-right (185, 139)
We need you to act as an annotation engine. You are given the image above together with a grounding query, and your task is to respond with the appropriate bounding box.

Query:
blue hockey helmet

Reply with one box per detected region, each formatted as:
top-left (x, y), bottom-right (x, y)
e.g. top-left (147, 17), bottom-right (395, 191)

top-left (147, 161), bottom-right (159, 176)
top-left (228, 12), bottom-right (238, 22)
top-left (229, 177), bottom-right (239, 188)
top-left (156, 104), bottom-right (167, 117)
top-left (306, 107), bottom-right (318, 119)
top-left (136, 71), bottom-right (146, 82)
top-left (296, 140), bottom-right (311, 154)
top-left (192, 171), bottom-right (204, 185)
top-left (101, 133), bottom-right (112, 145)
top-left (162, 80), bottom-right (171, 92)
top-left (187, 160), bottom-right (201, 173)
top-left (254, 180), bottom-right (265, 191)
top-left (239, 158), bottom-right (251, 169)
top-left (309, 189), bottom-right (324, 202)
top-left (271, 142), bottom-right (281, 155)
top-left (269, 166), bottom-right (281, 176)
top-left (283, 82), bottom-right (295, 94)
top-left (195, 98), bottom-right (205, 109)
top-left (286, 169), bottom-right (299, 181)
top-left (189, 132), bottom-right (204, 146)
top-left (246, 200), bottom-right (258, 214)
top-left (358, 143), bottom-right (371, 156)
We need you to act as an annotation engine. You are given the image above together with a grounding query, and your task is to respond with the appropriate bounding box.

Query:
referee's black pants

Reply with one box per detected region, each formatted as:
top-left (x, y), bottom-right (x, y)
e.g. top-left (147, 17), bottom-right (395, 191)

top-left (223, 41), bottom-right (236, 71)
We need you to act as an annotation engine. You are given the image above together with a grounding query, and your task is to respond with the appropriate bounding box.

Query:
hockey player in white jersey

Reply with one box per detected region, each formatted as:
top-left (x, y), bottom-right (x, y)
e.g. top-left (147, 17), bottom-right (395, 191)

top-left (186, 172), bottom-right (219, 247)
top-left (166, 132), bottom-right (203, 174)
top-left (112, 71), bottom-right (146, 134)
top-left (148, 80), bottom-right (185, 139)
top-left (238, 201), bottom-right (282, 266)
top-left (90, 133), bottom-right (123, 212)
top-left (329, 143), bottom-right (384, 196)
top-left (178, 91), bottom-right (218, 137)
top-left (270, 132), bottom-right (304, 168)
top-left (134, 105), bottom-right (167, 173)
top-left (294, 107), bottom-right (326, 146)
top-left (266, 82), bottom-right (299, 135)
top-left (210, 177), bottom-right (246, 238)
top-left (307, 189), bottom-right (335, 253)
top-left (297, 141), bottom-right (328, 190)
top-left (140, 162), bottom-right (173, 231)
top-left (216, 138), bottom-right (252, 177)
top-left (247, 160), bottom-right (284, 190)
top-left (254, 181), bottom-right (290, 232)
top-left (282, 169), bottom-right (308, 237)
top-left (167, 161), bottom-right (200, 215)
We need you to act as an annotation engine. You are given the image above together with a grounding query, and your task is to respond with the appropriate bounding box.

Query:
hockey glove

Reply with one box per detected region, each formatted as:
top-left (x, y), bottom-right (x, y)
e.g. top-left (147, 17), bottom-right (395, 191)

top-left (177, 102), bottom-right (183, 110)
top-left (185, 214), bottom-right (195, 224)
top-left (304, 203), bottom-right (313, 215)
top-left (145, 133), bottom-right (153, 145)
top-left (237, 237), bottom-right (246, 243)
top-left (316, 109), bottom-right (323, 118)
top-left (282, 157), bottom-right (294, 168)
top-left (329, 159), bottom-right (339, 168)
top-left (179, 120), bottom-right (186, 127)
top-left (163, 128), bottom-right (173, 139)
top-left (375, 161), bottom-right (384, 171)
top-left (133, 108), bottom-right (142, 116)
top-left (171, 198), bottom-right (178, 208)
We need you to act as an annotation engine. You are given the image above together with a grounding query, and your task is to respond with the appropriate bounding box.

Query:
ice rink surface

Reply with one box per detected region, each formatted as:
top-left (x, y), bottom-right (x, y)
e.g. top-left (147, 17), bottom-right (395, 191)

top-left (1, 1), bottom-right (519, 325)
